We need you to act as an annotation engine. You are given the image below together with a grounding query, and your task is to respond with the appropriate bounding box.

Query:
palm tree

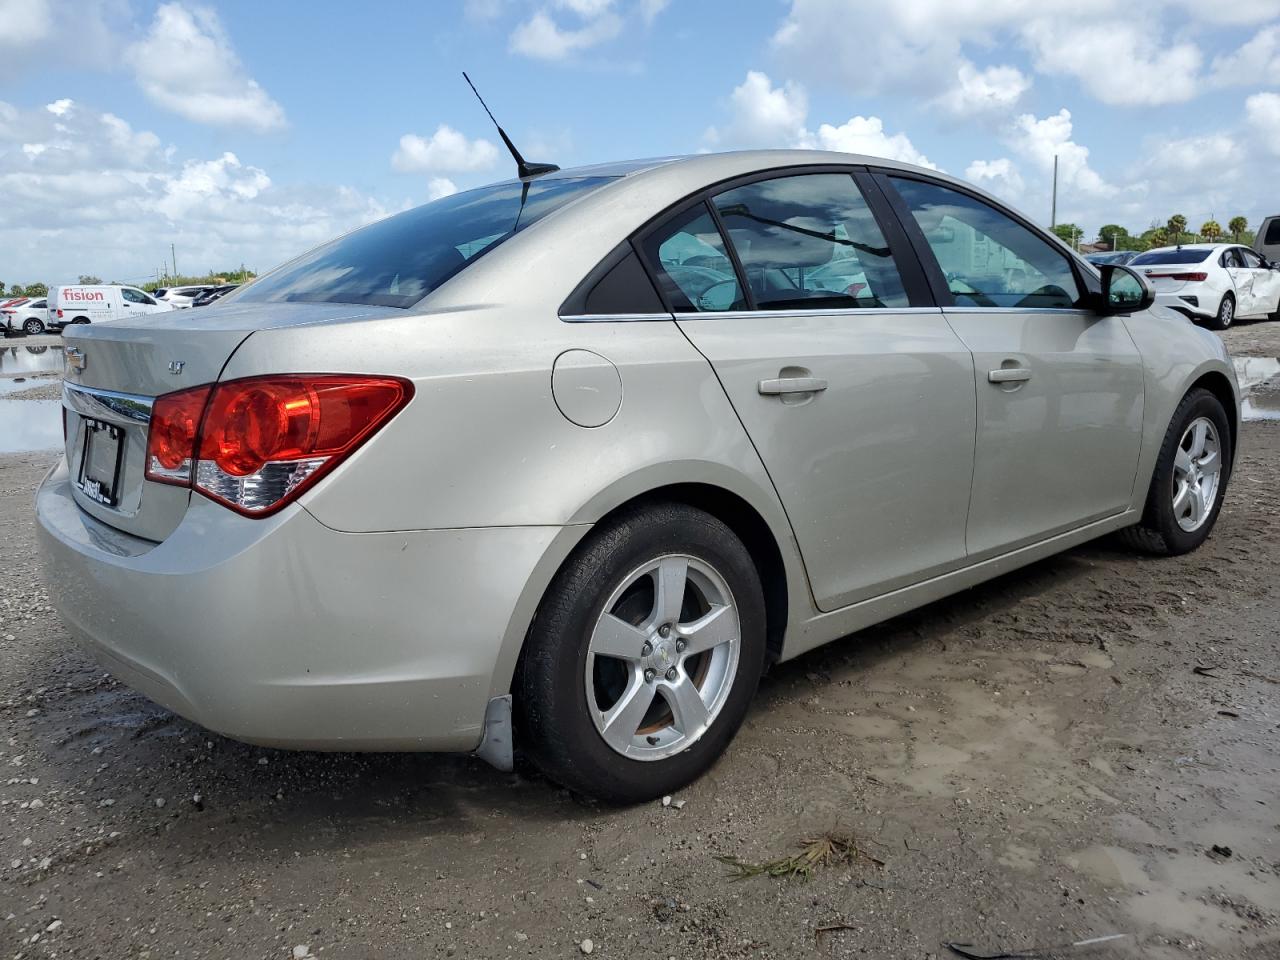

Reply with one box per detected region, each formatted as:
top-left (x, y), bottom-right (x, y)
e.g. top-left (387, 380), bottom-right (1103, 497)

top-left (1200, 220), bottom-right (1222, 242)
top-left (1167, 214), bottom-right (1188, 245)
top-left (1149, 228), bottom-right (1169, 248)
top-left (1229, 216), bottom-right (1248, 242)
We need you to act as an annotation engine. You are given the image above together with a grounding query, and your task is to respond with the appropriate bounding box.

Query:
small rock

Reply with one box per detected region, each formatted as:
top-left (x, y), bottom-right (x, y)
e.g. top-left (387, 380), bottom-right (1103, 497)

top-left (578, 852), bottom-right (587, 861)
top-left (1210, 844), bottom-right (1233, 858)
top-left (514, 932), bottom-right (528, 942)
top-left (28, 798), bottom-right (44, 809)
top-left (661, 795), bottom-right (672, 807)
top-left (292, 946), bottom-right (310, 959)
top-left (258, 757), bottom-right (269, 765)
top-left (672, 799), bottom-right (686, 810)
top-left (580, 938), bottom-right (595, 954)
top-left (154, 798), bottom-right (165, 809)
top-left (45, 920), bottom-right (62, 933)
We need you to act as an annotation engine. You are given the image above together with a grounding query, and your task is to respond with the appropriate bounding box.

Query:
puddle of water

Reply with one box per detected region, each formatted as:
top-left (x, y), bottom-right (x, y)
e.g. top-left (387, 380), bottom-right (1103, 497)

top-left (1231, 357), bottom-right (1280, 421)
top-left (0, 399), bottom-right (63, 453)
top-left (0, 344), bottom-right (61, 375)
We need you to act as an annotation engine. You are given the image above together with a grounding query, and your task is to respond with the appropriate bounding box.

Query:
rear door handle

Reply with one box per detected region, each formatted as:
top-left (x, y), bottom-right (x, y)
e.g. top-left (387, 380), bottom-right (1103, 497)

top-left (758, 377), bottom-right (828, 395)
top-left (988, 367), bottom-right (1032, 384)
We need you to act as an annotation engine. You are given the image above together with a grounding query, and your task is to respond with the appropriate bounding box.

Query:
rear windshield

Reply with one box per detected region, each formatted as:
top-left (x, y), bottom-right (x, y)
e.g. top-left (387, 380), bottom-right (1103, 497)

top-left (1130, 249), bottom-right (1212, 265)
top-left (230, 177), bottom-right (613, 308)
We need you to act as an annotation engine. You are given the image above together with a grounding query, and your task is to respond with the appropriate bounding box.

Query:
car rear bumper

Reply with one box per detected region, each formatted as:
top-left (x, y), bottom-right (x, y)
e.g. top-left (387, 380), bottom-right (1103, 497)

top-left (1153, 291), bottom-right (1212, 319)
top-left (36, 458), bottom-right (565, 752)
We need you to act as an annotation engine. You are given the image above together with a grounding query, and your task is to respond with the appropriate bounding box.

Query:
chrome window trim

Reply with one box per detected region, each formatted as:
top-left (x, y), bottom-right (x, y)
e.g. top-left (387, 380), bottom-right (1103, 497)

top-left (559, 312), bottom-right (674, 323)
top-left (561, 306), bottom-right (947, 322)
top-left (942, 306), bottom-right (1093, 315)
top-left (63, 382), bottom-right (154, 424)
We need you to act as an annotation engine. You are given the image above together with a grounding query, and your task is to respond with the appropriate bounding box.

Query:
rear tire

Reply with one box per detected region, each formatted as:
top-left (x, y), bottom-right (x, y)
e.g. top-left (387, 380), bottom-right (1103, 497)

top-left (515, 503), bottom-right (766, 804)
top-left (23, 318), bottom-right (44, 335)
top-left (1206, 293), bottom-right (1234, 331)
top-left (1119, 388), bottom-right (1231, 555)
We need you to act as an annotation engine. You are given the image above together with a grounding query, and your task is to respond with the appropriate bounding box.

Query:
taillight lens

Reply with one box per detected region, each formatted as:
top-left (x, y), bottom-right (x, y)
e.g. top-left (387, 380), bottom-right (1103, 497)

top-left (1146, 272), bottom-right (1208, 282)
top-left (144, 375), bottom-right (412, 516)
top-left (56, 309), bottom-right (63, 319)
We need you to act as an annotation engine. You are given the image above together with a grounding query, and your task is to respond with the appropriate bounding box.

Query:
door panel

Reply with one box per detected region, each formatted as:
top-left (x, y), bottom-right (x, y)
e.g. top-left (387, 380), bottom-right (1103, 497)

top-left (678, 310), bottom-right (976, 608)
top-left (943, 309), bottom-right (1144, 555)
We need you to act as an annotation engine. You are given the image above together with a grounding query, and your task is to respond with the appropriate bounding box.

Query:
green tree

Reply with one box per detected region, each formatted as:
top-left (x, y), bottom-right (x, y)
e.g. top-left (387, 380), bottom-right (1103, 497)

top-left (7, 284), bottom-right (24, 297)
top-left (1200, 220), bottom-right (1222, 242)
top-left (1166, 214), bottom-right (1188, 244)
top-left (22, 282), bottom-right (48, 297)
top-left (1143, 227), bottom-right (1169, 248)
top-left (1052, 223), bottom-right (1083, 246)
top-left (1229, 216), bottom-right (1248, 242)
top-left (78, 274), bottom-right (102, 284)
top-left (1098, 224), bottom-right (1129, 249)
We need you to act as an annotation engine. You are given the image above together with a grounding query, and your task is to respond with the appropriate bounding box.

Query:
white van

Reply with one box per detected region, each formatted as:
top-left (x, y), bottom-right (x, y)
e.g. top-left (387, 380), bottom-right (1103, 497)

top-left (1255, 215), bottom-right (1280, 264)
top-left (48, 285), bottom-right (174, 331)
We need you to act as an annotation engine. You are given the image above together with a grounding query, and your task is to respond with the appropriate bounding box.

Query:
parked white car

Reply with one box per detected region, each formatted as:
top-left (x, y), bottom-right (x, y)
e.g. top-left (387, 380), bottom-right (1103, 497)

top-left (48, 284), bottom-right (174, 331)
top-left (1255, 215), bottom-right (1280, 264)
top-left (154, 285), bottom-right (216, 309)
top-left (2, 297), bottom-right (50, 335)
top-left (1129, 244), bottom-right (1280, 329)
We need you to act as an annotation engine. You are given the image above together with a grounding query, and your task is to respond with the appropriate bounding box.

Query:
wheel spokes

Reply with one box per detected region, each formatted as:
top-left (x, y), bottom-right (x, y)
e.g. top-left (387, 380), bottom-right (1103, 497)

top-left (678, 604), bottom-right (737, 656)
top-left (653, 556), bottom-right (689, 626)
top-left (591, 612), bottom-right (650, 661)
top-left (1174, 446), bottom-right (1193, 476)
top-left (599, 673), bottom-right (656, 751)
top-left (662, 674), bottom-right (710, 734)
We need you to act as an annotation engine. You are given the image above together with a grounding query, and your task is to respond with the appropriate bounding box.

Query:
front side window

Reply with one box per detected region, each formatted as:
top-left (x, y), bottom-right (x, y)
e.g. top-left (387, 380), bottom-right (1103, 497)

top-left (891, 178), bottom-right (1084, 309)
top-left (712, 173), bottom-right (908, 310)
top-left (639, 204), bottom-right (746, 312)
top-left (121, 287), bottom-right (145, 303)
top-left (1240, 248), bottom-right (1264, 269)
top-left (230, 177), bottom-right (613, 309)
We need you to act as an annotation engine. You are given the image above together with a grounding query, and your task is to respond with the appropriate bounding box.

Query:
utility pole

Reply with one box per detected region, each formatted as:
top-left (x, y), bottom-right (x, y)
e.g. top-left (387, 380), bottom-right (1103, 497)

top-left (171, 244), bottom-right (177, 279)
top-left (1050, 154), bottom-right (1058, 229)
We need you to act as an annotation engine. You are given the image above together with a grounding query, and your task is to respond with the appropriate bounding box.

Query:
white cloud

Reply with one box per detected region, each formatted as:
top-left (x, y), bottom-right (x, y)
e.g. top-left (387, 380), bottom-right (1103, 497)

top-left (705, 70), bottom-right (935, 168)
top-left (639, 0), bottom-right (671, 22)
top-left (129, 3), bottom-right (286, 132)
top-left (0, 0), bottom-right (51, 46)
top-left (800, 117), bottom-right (937, 168)
top-left (1210, 25), bottom-right (1280, 86)
top-left (425, 178), bottom-right (459, 201)
top-left (771, 0), bottom-right (1254, 110)
top-left (46, 99), bottom-right (73, 117)
top-left (1246, 91), bottom-right (1280, 154)
top-left (556, 0), bottom-right (615, 15)
top-left (1004, 109), bottom-right (1114, 197)
top-left (509, 8), bottom-right (623, 59)
top-left (704, 70), bottom-right (808, 147)
top-left (0, 100), bottom-right (392, 284)
top-left (1021, 19), bottom-right (1202, 106)
top-left (391, 125), bottom-right (500, 174)
top-left (934, 62), bottom-right (1030, 117)
top-left (965, 158), bottom-right (1025, 198)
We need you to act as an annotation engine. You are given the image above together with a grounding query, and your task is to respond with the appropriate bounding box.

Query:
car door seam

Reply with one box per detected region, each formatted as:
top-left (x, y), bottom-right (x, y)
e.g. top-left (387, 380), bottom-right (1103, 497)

top-left (940, 311), bottom-right (980, 557)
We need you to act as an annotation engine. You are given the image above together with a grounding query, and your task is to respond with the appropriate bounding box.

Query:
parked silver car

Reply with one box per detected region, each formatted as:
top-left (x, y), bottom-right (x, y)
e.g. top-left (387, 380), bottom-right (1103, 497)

top-left (37, 151), bottom-right (1239, 802)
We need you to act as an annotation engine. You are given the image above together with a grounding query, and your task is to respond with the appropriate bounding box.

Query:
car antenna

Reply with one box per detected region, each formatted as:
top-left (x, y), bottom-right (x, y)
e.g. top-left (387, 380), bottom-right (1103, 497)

top-left (463, 71), bottom-right (559, 181)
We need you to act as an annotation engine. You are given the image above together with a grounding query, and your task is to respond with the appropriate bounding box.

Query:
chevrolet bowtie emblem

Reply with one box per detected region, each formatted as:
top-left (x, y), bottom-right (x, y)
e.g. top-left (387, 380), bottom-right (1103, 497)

top-left (64, 346), bottom-right (86, 373)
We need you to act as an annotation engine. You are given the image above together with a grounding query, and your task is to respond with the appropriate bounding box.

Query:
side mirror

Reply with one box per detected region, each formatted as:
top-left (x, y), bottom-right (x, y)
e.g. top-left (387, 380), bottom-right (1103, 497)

top-left (1097, 264), bottom-right (1154, 316)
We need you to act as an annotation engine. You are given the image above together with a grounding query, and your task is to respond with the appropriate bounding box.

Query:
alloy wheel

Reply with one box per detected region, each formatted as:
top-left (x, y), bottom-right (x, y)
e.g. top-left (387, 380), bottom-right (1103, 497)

top-left (584, 554), bottom-right (741, 761)
top-left (1172, 416), bottom-right (1222, 532)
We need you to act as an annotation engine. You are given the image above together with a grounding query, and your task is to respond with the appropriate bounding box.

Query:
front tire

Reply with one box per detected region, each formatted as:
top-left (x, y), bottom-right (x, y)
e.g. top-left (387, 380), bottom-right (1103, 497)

top-left (1207, 293), bottom-right (1234, 330)
top-left (516, 503), bottom-right (766, 803)
top-left (1119, 388), bottom-right (1231, 555)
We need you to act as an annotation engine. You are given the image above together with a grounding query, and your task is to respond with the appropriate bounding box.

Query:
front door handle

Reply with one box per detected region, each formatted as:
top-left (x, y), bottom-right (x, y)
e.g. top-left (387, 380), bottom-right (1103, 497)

top-left (758, 377), bottom-right (828, 395)
top-left (988, 367), bottom-right (1032, 384)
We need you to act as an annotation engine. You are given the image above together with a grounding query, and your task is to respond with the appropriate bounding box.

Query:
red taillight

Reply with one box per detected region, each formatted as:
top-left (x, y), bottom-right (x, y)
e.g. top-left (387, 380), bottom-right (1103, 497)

top-left (1146, 272), bottom-right (1207, 281)
top-left (144, 375), bottom-right (412, 516)
top-left (145, 385), bottom-right (212, 485)
top-left (56, 309), bottom-right (63, 319)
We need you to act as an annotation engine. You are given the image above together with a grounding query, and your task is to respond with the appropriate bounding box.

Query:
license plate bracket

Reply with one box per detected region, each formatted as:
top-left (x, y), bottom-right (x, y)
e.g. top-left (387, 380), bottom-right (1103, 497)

top-left (76, 419), bottom-right (125, 507)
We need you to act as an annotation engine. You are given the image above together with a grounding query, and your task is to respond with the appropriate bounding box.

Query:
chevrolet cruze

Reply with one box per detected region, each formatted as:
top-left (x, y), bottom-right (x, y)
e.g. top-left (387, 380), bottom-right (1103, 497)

top-left (37, 151), bottom-right (1239, 803)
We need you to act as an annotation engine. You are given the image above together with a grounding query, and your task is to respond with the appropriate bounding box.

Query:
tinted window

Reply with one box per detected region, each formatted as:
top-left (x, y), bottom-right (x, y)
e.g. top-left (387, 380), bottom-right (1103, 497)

top-left (578, 249), bottom-right (664, 315)
top-left (121, 287), bottom-right (146, 303)
top-left (892, 178), bottom-right (1084, 309)
top-left (1131, 249), bottom-right (1214, 266)
top-left (1240, 248), bottom-right (1264, 268)
top-left (1265, 219), bottom-right (1280, 244)
top-left (712, 174), bottom-right (908, 310)
top-left (30, 300), bottom-right (45, 309)
top-left (639, 204), bottom-right (746, 312)
top-left (230, 177), bottom-right (613, 309)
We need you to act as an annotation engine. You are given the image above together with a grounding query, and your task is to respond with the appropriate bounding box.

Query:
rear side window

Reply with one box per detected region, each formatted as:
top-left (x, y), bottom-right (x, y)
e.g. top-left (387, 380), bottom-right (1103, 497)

top-left (1240, 248), bottom-right (1264, 268)
top-left (712, 173), bottom-right (908, 310)
top-left (1132, 249), bottom-right (1214, 266)
top-left (638, 205), bottom-right (747, 312)
top-left (231, 177), bottom-right (613, 309)
top-left (1265, 219), bottom-right (1280, 245)
top-left (891, 177), bottom-right (1084, 309)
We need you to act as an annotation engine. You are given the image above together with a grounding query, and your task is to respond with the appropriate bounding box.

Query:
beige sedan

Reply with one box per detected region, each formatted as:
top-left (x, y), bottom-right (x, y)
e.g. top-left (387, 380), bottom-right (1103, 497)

top-left (37, 150), bottom-right (1238, 803)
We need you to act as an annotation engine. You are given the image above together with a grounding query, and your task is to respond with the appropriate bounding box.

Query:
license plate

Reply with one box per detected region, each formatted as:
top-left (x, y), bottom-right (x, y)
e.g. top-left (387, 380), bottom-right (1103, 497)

top-left (76, 419), bottom-right (124, 507)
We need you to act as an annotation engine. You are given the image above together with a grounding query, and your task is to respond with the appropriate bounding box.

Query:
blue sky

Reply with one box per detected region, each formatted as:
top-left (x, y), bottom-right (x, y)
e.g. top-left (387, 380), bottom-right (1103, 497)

top-left (2, 0), bottom-right (1279, 283)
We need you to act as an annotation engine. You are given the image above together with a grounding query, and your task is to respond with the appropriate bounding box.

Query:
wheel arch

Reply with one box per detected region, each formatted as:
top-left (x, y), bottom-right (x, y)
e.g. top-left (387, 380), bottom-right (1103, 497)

top-left (1187, 368), bottom-right (1239, 463)
top-left (489, 470), bottom-right (805, 706)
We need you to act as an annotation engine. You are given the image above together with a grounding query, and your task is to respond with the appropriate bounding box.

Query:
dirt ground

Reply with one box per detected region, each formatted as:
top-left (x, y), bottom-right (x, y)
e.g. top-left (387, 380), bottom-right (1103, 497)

top-left (2, 326), bottom-right (1279, 959)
